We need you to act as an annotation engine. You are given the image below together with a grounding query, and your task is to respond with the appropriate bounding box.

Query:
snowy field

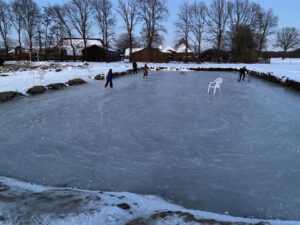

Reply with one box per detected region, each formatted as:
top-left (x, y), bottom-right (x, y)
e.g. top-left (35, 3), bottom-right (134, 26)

top-left (0, 70), bottom-right (300, 224)
top-left (0, 58), bottom-right (300, 94)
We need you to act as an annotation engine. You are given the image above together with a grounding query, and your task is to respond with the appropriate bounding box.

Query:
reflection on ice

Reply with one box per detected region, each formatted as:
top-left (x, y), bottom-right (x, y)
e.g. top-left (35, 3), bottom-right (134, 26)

top-left (0, 71), bottom-right (300, 220)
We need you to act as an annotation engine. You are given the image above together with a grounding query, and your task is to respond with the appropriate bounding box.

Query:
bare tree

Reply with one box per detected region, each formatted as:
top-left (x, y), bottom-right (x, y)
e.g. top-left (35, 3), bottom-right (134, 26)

top-left (206, 0), bottom-right (230, 61)
top-left (35, 19), bottom-right (43, 52)
top-left (18, 0), bottom-right (40, 58)
top-left (254, 7), bottom-right (278, 55)
top-left (189, 1), bottom-right (207, 62)
top-left (114, 32), bottom-right (140, 54)
top-left (48, 22), bottom-right (65, 45)
top-left (51, 4), bottom-right (78, 61)
top-left (137, 0), bottom-right (169, 49)
top-left (175, 1), bottom-right (191, 61)
top-left (92, 0), bottom-right (116, 60)
top-left (227, 0), bottom-right (257, 32)
top-left (227, 0), bottom-right (258, 52)
top-left (275, 27), bottom-right (300, 59)
top-left (117, 0), bottom-right (138, 56)
top-left (64, 0), bottom-right (92, 61)
top-left (42, 5), bottom-right (54, 58)
top-left (0, 0), bottom-right (12, 55)
top-left (11, 0), bottom-right (23, 47)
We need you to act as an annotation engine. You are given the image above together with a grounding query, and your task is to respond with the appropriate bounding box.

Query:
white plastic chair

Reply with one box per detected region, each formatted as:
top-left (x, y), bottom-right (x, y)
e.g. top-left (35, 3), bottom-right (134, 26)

top-left (32, 69), bottom-right (46, 85)
top-left (208, 77), bottom-right (222, 95)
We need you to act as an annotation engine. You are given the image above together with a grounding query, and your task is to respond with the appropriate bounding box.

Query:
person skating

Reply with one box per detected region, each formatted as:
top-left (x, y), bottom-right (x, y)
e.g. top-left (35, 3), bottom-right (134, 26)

top-left (132, 61), bottom-right (138, 74)
top-left (238, 66), bottom-right (248, 81)
top-left (104, 69), bottom-right (114, 88)
top-left (143, 64), bottom-right (149, 78)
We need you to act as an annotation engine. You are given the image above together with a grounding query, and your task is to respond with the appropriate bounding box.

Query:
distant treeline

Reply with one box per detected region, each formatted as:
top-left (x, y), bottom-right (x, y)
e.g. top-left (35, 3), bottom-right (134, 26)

top-left (198, 48), bottom-right (300, 63)
top-left (262, 49), bottom-right (300, 59)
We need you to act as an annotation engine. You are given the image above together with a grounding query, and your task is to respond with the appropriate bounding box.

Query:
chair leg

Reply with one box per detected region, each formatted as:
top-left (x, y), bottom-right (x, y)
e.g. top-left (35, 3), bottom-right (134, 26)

top-left (213, 87), bottom-right (216, 95)
top-left (208, 86), bottom-right (210, 94)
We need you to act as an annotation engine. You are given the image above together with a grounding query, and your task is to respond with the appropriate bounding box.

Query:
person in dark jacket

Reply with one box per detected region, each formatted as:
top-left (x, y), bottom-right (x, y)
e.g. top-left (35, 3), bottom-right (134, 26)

top-left (143, 64), bottom-right (149, 78)
top-left (105, 69), bottom-right (114, 88)
top-left (132, 61), bottom-right (138, 74)
top-left (238, 66), bottom-right (248, 81)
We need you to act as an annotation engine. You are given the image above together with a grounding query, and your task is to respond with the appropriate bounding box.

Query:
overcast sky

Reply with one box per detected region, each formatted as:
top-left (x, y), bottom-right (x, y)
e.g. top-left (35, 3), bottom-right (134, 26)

top-left (34, 0), bottom-right (300, 49)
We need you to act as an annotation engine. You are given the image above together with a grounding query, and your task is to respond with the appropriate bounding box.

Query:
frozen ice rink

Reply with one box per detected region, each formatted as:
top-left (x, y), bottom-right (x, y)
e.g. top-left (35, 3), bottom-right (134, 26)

top-left (1, 71), bottom-right (300, 220)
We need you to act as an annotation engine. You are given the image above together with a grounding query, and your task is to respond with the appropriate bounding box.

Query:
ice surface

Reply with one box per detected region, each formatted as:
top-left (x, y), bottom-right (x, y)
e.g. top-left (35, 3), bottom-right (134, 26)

top-left (2, 58), bottom-right (300, 94)
top-left (1, 71), bottom-right (300, 221)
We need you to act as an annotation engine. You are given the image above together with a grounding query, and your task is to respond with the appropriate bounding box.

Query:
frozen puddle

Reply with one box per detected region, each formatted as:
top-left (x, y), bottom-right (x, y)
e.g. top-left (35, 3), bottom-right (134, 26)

top-left (1, 71), bottom-right (300, 221)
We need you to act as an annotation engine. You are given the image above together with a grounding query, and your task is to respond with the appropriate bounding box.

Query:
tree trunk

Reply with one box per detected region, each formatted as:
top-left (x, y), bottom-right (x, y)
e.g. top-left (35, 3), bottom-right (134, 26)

top-left (29, 36), bottom-right (33, 62)
top-left (45, 26), bottom-right (48, 60)
top-left (198, 44), bottom-right (201, 63)
top-left (185, 38), bottom-right (189, 63)
top-left (4, 38), bottom-right (9, 56)
top-left (282, 48), bottom-right (287, 60)
top-left (18, 30), bottom-right (21, 47)
top-left (72, 47), bottom-right (76, 62)
top-left (105, 32), bottom-right (109, 62)
top-left (69, 39), bottom-right (76, 62)
top-left (129, 32), bottom-right (133, 61)
top-left (217, 34), bottom-right (222, 63)
top-left (83, 38), bottom-right (87, 62)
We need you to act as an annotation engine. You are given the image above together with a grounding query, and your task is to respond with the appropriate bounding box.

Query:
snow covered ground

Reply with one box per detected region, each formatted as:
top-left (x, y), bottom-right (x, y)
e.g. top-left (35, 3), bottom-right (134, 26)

top-left (0, 176), bottom-right (298, 225)
top-left (1, 58), bottom-right (300, 94)
top-left (0, 61), bottom-right (132, 93)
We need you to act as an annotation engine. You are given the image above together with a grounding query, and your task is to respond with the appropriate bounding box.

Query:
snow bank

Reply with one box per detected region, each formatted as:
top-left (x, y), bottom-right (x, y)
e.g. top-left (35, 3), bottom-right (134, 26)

top-left (0, 176), bottom-right (298, 225)
top-left (0, 62), bottom-right (133, 94)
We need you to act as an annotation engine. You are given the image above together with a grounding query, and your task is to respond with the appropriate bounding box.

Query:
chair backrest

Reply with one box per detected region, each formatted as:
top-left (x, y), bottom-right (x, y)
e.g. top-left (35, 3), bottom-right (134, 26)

top-left (215, 77), bottom-right (222, 84)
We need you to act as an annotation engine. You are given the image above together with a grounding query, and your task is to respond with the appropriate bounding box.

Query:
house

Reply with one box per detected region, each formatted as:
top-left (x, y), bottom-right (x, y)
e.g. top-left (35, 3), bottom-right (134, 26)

top-left (82, 45), bottom-right (120, 62)
top-left (8, 46), bottom-right (33, 60)
top-left (161, 44), bottom-right (195, 62)
top-left (174, 44), bottom-right (194, 61)
top-left (56, 38), bottom-right (120, 62)
top-left (0, 49), bottom-right (12, 61)
top-left (162, 46), bottom-right (176, 54)
top-left (162, 46), bottom-right (176, 61)
top-left (37, 47), bottom-right (64, 61)
top-left (124, 48), bottom-right (143, 62)
top-left (176, 43), bottom-right (193, 54)
top-left (8, 46), bottom-right (62, 61)
top-left (130, 48), bottom-right (169, 63)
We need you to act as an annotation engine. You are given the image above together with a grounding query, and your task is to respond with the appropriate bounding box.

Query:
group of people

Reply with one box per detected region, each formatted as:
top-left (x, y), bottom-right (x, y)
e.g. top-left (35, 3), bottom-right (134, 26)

top-left (105, 61), bottom-right (149, 88)
top-left (105, 63), bottom-right (249, 88)
top-left (132, 61), bottom-right (149, 77)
